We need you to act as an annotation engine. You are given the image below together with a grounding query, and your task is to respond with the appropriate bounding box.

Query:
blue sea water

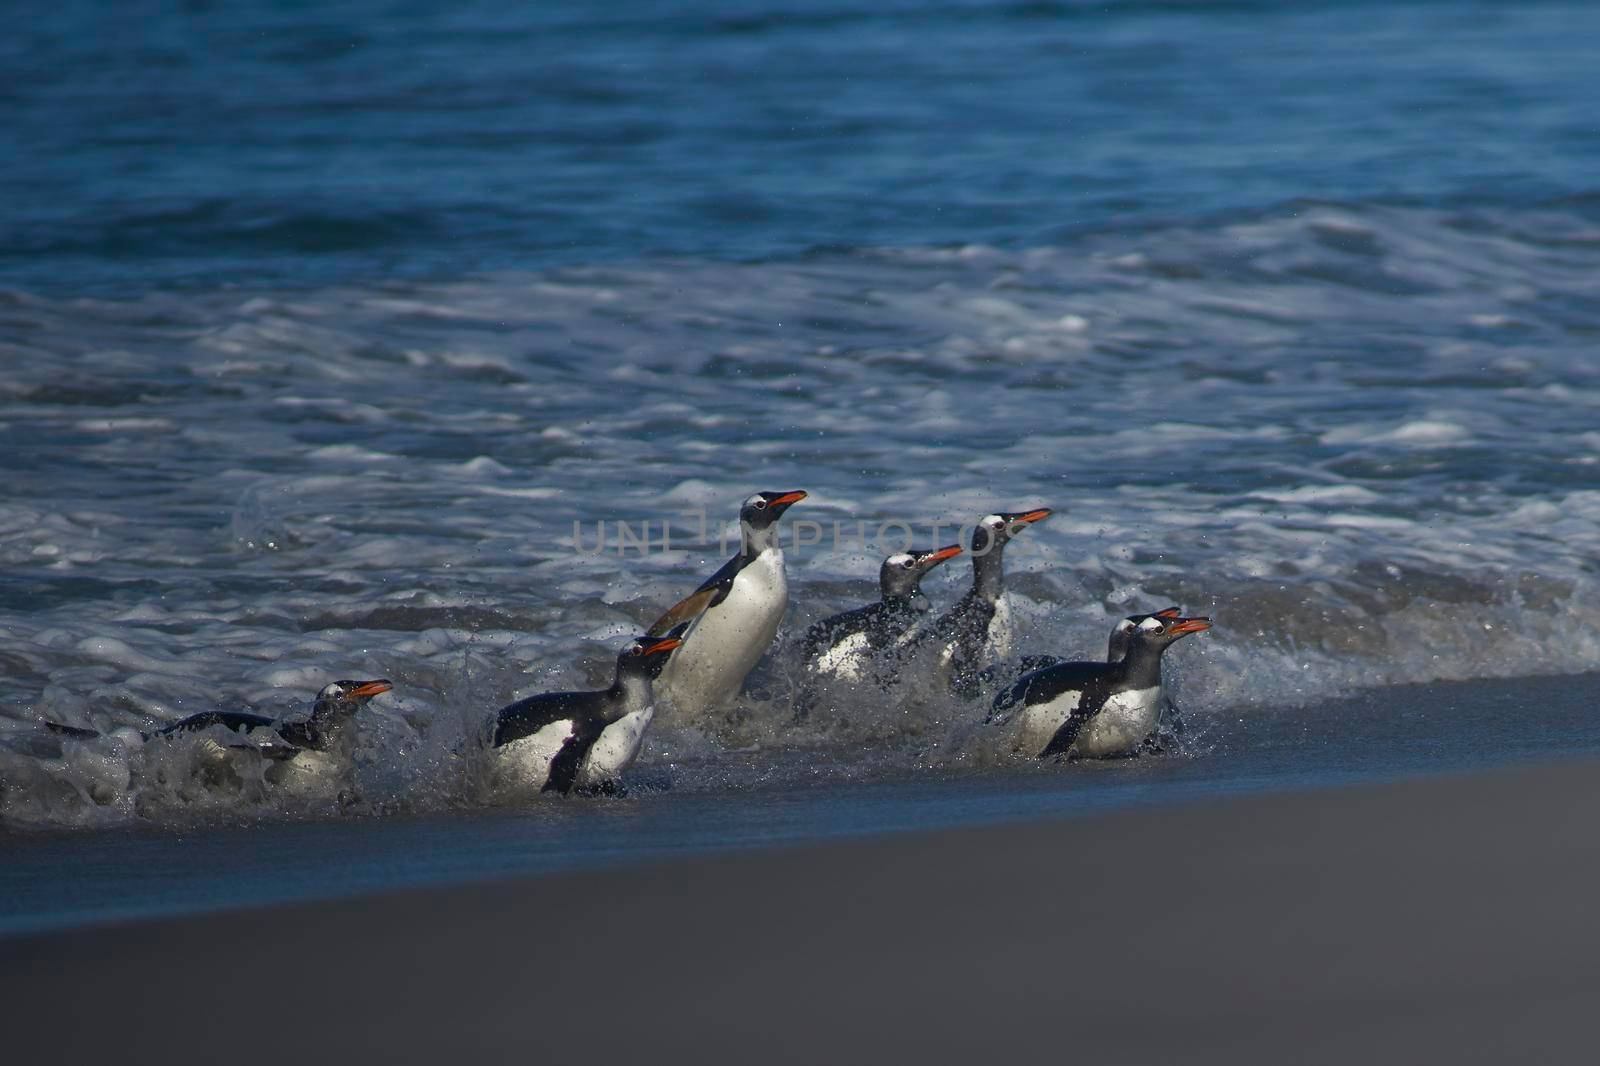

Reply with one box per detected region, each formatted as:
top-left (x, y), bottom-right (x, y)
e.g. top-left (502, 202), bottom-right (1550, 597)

top-left (5, 0), bottom-right (1599, 292)
top-left (2, 0), bottom-right (1600, 879)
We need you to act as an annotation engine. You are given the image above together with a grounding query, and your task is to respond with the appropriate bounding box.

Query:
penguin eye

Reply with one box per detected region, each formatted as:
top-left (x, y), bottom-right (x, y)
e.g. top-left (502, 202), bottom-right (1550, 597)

top-left (628, 646), bottom-right (644, 656)
top-left (902, 559), bottom-right (917, 570)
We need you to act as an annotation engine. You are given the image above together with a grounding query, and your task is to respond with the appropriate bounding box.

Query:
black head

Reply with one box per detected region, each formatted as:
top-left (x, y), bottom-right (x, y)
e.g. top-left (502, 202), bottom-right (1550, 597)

top-left (1107, 606), bottom-right (1183, 661)
top-left (739, 490), bottom-right (807, 532)
top-left (310, 679), bottom-right (393, 724)
top-left (879, 543), bottom-right (963, 600)
top-left (1122, 612), bottom-right (1212, 658)
top-left (969, 508), bottom-right (1051, 557)
top-left (616, 634), bottom-right (683, 678)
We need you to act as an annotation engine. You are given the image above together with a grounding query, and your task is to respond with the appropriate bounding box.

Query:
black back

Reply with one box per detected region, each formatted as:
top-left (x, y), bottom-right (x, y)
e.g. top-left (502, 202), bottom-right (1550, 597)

top-left (158, 710), bottom-right (279, 737)
top-left (803, 599), bottom-right (923, 662)
top-left (156, 710), bottom-right (305, 759)
top-left (492, 689), bottom-right (609, 748)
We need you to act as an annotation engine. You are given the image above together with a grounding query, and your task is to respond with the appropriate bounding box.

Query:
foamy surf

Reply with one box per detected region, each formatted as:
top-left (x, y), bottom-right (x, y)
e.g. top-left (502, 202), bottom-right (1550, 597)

top-left (4, 200), bottom-right (1600, 829)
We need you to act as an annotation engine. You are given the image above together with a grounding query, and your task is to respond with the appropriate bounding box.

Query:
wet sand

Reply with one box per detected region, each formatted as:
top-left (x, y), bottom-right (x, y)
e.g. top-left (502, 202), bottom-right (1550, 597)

top-left (4, 753), bottom-right (1598, 1063)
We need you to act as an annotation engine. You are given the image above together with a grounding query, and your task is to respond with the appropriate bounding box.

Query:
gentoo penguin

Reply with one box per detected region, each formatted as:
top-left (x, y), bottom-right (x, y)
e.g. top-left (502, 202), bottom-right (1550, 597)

top-left (648, 489), bottom-right (806, 721)
top-left (1011, 606), bottom-right (1188, 749)
top-left (45, 679), bottom-right (393, 759)
top-left (914, 509), bottom-right (1051, 697)
top-left (491, 634), bottom-right (681, 795)
top-left (802, 543), bottom-right (965, 682)
top-left (994, 612), bottom-right (1211, 759)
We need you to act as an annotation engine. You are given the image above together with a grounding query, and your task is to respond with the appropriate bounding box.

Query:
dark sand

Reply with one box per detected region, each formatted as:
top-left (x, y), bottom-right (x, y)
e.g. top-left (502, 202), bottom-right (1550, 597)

top-left (4, 755), bottom-right (1598, 1063)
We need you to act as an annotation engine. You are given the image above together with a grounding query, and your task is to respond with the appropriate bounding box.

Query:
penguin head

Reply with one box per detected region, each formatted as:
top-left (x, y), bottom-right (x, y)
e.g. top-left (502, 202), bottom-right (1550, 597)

top-left (1124, 611), bottom-right (1212, 656)
top-left (879, 543), bottom-right (964, 600)
top-left (970, 508), bottom-right (1051, 557)
top-left (1107, 606), bottom-right (1183, 661)
top-left (310, 678), bottom-right (393, 723)
top-left (618, 634), bottom-right (683, 678)
top-left (740, 490), bottom-right (807, 532)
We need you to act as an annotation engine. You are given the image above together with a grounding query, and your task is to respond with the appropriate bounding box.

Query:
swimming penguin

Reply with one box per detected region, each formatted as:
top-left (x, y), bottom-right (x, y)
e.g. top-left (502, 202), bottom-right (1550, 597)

top-left (1012, 606), bottom-right (1187, 745)
top-left (44, 679), bottom-right (393, 759)
top-left (802, 543), bottom-right (965, 682)
top-left (648, 490), bottom-right (806, 722)
top-left (1108, 606), bottom-right (1191, 749)
top-left (994, 612), bottom-right (1211, 759)
top-left (491, 634), bottom-right (681, 795)
top-left (913, 509), bottom-right (1051, 697)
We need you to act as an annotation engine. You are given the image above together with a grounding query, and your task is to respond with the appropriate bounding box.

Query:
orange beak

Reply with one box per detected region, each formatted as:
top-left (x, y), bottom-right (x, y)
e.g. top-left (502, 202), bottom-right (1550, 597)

top-left (926, 544), bottom-right (964, 564)
top-left (1014, 508), bottom-right (1052, 524)
top-left (771, 490), bottom-right (807, 507)
top-left (644, 637), bottom-right (683, 656)
top-left (1167, 617), bottom-right (1212, 636)
top-left (1154, 607), bottom-right (1183, 620)
top-left (348, 679), bottom-right (394, 701)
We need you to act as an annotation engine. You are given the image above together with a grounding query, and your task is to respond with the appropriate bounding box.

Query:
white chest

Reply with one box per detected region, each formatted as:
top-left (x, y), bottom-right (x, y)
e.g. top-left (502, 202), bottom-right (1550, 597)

top-left (496, 719), bottom-right (576, 790)
top-left (578, 706), bottom-right (654, 787)
top-left (813, 631), bottom-right (872, 680)
top-left (264, 749), bottom-right (341, 795)
top-left (659, 549), bottom-right (789, 717)
top-left (985, 594), bottom-right (1016, 659)
top-left (1014, 688), bottom-right (1084, 756)
top-left (1072, 686), bottom-right (1163, 757)
top-left (727, 548), bottom-right (788, 616)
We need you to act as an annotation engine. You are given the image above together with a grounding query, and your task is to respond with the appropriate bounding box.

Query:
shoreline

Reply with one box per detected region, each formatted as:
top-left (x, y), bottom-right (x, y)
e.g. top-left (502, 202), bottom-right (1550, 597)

top-left (7, 670), bottom-right (1600, 939)
top-left (4, 755), bottom-right (1599, 1062)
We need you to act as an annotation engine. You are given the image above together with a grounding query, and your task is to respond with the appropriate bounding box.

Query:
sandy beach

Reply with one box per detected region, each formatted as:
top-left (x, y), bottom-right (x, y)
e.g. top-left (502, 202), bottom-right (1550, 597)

top-left (5, 753), bottom-right (1598, 1063)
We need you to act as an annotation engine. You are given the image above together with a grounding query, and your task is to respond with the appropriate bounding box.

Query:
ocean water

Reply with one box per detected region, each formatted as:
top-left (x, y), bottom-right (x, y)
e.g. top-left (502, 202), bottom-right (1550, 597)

top-left (3, 0), bottom-right (1600, 847)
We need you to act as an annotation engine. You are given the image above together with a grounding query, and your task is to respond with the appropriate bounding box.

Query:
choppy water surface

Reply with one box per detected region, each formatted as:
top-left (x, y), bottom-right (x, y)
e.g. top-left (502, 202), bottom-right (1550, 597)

top-left (3, 0), bottom-right (1600, 832)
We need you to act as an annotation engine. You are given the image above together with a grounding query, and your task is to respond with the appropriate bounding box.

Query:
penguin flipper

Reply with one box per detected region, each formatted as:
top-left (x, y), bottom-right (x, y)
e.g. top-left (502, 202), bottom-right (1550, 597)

top-left (989, 657), bottom-right (1065, 721)
top-left (43, 721), bottom-right (101, 740)
top-left (1040, 712), bottom-right (1089, 759)
top-left (159, 711), bottom-right (278, 736)
top-left (493, 692), bottom-right (590, 747)
top-left (646, 586), bottom-right (719, 637)
top-left (645, 553), bottom-right (740, 636)
top-left (542, 735), bottom-right (588, 795)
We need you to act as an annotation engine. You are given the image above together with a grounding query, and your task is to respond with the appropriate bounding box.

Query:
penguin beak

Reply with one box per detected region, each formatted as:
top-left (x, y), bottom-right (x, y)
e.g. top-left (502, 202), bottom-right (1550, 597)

top-left (1167, 617), bottom-right (1212, 637)
top-left (923, 544), bottom-right (964, 567)
top-left (769, 490), bottom-right (807, 511)
top-left (1154, 607), bottom-right (1183, 620)
top-left (347, 679), bottom-right (394, 701)
top-left (643, 637), bottom-right (683, 656)
top-left (1012, 508), bottom-right (1052, 525)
